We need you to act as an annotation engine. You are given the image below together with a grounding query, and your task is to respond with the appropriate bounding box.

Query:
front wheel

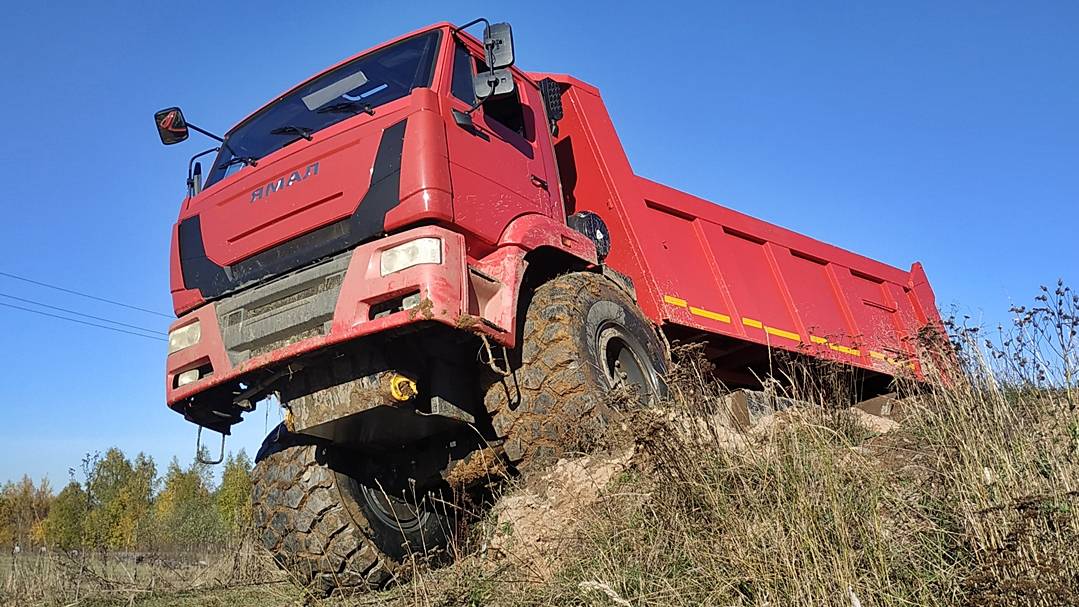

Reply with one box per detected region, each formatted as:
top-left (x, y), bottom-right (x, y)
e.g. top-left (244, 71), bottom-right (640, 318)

top-left (251, 435), bottom-right (450, 594)
top-left (484, 271), bottom-right (668, 473)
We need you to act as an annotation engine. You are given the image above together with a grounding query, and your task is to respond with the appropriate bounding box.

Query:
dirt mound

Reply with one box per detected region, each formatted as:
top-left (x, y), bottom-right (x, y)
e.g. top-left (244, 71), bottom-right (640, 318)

top-left (488, 449), bottom-right (633, 578)
top-left (483, 403), bottom-right (900, 579)
top-left (749, 405), bottom-right (901, 436)
top-left (849, 406), bottom-right (900, 434)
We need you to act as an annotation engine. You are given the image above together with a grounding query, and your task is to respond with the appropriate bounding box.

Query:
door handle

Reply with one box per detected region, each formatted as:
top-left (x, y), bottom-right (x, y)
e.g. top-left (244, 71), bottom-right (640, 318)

top-left (530, 174), bottom-right (549, 190)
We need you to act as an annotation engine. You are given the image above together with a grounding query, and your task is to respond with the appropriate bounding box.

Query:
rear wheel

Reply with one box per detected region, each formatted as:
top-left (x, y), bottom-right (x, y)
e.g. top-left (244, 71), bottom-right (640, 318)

top-left (484, 271), bottom-right (667, 473)
top-left (252, 436), bottom-right (450, 594)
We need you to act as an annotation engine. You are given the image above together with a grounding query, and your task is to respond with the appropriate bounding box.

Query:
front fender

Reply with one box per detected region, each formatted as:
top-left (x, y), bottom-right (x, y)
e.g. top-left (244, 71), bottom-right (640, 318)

top-left (464, 214), bottom-right (600, 348)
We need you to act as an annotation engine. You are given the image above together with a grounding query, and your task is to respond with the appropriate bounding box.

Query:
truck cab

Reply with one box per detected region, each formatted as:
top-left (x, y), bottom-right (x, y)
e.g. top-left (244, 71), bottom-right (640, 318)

top-left (163, 23), bottom-right (595, 437)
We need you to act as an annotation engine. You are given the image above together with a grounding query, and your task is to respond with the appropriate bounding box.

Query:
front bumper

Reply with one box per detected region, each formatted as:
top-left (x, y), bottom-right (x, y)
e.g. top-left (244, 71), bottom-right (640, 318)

top-left (165, 225), bottom-right (470, 414)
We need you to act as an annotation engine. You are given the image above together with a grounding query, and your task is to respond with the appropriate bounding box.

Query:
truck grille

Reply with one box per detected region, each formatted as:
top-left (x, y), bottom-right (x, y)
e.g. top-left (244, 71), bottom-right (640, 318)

top-left (215, 251), bottom-right (352, 365)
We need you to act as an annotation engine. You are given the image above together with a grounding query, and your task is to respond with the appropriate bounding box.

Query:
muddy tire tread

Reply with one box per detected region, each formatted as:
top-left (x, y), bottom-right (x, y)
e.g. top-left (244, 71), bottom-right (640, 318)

top-left (251, 444), bottom-right (395, 593)
top-left (485, 272), bottom-right (641, 472)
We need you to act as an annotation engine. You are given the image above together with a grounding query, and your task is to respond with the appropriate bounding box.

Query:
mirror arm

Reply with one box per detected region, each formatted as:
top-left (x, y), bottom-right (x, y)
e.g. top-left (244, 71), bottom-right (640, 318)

top-left (452, 18), bottom-right (505, 68)
top-left (187, 147), bottom-right (219, 197)
top-left (187, 122), bottom-right (225, 143)
top-left (452, 77), bottom-right (501, 131)
top-left (452, 17), bottom-right (490, 35)
top-left (465, 81), bottom-right (497, 115)
top-left (452, 81), bottom-right (497, 131)
top-left (184, 120), bottom-right (243, 163)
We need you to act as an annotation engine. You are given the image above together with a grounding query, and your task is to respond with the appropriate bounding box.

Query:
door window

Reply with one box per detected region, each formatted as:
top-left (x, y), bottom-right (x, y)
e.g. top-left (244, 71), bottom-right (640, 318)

top-left (450, 42), bottom-right (531, 141)
top-left (451, 43), bottom-right (476, 104)
top-left (474, 56), bottom-right (529, 140)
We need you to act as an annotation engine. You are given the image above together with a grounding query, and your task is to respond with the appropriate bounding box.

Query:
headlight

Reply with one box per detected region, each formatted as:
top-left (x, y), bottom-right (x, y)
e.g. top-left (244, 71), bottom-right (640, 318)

top-left (380, 237), bottom-right (442, 276)
top-left (167, 320), bottom-right (201, 355)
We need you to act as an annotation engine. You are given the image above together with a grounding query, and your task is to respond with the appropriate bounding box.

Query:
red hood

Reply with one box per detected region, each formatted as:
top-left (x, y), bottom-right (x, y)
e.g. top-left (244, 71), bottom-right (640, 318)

top-left (169, 90), bottom-right (454, 316)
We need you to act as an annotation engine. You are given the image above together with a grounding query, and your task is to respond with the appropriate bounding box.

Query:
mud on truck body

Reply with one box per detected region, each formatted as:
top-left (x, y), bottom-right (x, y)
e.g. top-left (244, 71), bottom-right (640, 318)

top-left (155, 20), bottom-right (945, 592)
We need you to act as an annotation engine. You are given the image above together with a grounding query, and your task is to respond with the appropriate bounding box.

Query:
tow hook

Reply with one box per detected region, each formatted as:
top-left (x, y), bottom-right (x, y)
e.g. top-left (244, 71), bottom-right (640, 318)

top-left (195, 425), bottom-right (226, 465)
top-left (387, 373), bottom-right (418, 401)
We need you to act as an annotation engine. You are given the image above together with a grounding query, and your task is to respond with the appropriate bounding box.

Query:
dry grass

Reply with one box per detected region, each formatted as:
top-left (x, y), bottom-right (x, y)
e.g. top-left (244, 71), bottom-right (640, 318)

top-left (9, 378), bottom-right (1077, 607)
top-left (0, 539), bottom-right (289, 606)
top-left (376, 340), bottom-right (1079, 605)
top-left (13, 364), bottom-right (1076, 606)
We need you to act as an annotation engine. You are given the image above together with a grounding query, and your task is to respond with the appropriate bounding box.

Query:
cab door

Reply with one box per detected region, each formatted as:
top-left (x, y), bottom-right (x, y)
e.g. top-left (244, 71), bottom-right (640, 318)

top-left (443, 40), bottom-right (557, 245)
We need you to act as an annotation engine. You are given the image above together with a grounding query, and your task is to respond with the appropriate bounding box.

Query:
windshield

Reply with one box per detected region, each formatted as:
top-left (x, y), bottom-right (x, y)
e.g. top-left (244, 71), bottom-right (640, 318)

top-left (205, 31), bottom-right (441, 188)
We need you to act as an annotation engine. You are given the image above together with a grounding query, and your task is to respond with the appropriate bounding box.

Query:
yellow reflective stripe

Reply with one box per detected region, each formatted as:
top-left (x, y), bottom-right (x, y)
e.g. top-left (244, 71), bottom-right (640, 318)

top-left (667, 296), bottom-right (866, 358)
top-left (690, 306), bottom-right (731, 323)
top-left (664, 295), bottom-right (731, 323)
top-left (869, 351), bottom-right (886, 360)
top-left (765, 326), bottom-right (801, 342)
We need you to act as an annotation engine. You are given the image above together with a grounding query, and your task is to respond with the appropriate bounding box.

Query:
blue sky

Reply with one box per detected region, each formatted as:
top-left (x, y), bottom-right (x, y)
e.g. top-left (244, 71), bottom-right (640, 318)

top-left (0, 1), bottom-right (1075, 485)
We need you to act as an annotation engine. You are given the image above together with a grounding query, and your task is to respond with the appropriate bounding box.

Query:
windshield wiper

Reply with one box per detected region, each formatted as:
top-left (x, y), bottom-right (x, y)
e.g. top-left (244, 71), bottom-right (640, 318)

top-left (316, 101), bottom-right (375, 116)
top-left (270, 125), bottom-right (313, 141)
top-left (217, 155), bottom-right (259, 171)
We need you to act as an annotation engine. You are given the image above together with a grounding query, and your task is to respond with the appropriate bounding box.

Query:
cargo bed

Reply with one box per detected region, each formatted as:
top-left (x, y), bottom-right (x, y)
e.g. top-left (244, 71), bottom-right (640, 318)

top-left (635, 177), bottom-right (938, 374)
top-left (544, 73), bottom-right (942, 378)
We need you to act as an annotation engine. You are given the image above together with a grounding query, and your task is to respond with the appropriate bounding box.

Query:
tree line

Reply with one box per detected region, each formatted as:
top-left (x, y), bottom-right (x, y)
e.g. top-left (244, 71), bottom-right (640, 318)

top-left (0, 448), bottom-right (253, 553)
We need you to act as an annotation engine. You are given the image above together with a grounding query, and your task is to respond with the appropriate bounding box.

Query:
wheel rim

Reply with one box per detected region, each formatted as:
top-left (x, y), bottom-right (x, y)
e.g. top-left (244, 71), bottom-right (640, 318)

top-left (355, 483), bottom-right (429, 534)
top-left (597, 324), bottom-right (655, 396)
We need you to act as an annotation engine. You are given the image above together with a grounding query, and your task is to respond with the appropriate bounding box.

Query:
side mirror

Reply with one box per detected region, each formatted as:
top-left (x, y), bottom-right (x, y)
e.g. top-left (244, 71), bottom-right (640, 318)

top-left (473, 69), bottom-right (515, 101)
top-left (483, 22), bottom-right (514, 69)
top-left (154, 107), bottom-right (190, 145)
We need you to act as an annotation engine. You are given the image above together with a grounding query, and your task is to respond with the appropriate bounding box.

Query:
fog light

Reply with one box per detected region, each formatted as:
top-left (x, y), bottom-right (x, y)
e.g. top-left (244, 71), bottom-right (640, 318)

top-left (402, 292), bottom-right (421, 310)
top-left (176, 369), bottom-right (200, 387)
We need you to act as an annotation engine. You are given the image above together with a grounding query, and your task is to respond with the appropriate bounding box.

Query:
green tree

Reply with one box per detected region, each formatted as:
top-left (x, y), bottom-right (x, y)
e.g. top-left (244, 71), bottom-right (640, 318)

top-left (215, 450), bottom-right (253, 537)
top-left (82, 448), bottom-right (157, 550)
top-left (0, 476), bottom-right (52, 548)
top-left (43, 482), bottom-right (87, 549)
top-left (87, 449), bottom-right (132, 506)
top-left (123, 453), bottom-right (158, 548)
top-left (155, 455), bottom-right (221, 550)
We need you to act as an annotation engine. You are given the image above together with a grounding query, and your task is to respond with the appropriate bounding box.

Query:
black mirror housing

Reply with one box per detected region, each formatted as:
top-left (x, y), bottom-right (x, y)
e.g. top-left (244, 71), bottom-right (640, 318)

top-left (483, 22), bottom-right (514, 69)
top-left (474, 69), bottom-right (515, 101)
top-left (155, 107), bottom-right (189, 145)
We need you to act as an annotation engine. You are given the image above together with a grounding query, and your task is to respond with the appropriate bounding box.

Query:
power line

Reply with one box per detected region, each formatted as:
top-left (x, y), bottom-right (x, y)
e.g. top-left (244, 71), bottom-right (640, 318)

top-left (0, 292), bottom-right (167, 336)
top-left (0, 301), bottom-right (167, 342)
top-left (0, 270), bottom-right (173, 318)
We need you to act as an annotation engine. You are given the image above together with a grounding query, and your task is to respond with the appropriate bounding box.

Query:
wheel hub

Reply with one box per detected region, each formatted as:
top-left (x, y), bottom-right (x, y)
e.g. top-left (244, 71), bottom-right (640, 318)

top-left (354, 482), bottom-right (429, 534)
top-left (598, 325), bottom-right (653, 395)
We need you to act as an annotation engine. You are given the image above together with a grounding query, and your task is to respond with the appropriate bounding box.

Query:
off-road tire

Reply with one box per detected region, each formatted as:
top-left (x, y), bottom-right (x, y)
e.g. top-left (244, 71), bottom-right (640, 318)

top-left (484, 271), bottom-right (667, 473)
top-left (252, 442), bottom-right (449, 595)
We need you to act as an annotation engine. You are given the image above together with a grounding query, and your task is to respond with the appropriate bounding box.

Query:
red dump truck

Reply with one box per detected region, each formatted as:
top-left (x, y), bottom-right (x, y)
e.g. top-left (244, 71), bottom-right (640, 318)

top-left (156, 19), bottom-right (943, 592)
